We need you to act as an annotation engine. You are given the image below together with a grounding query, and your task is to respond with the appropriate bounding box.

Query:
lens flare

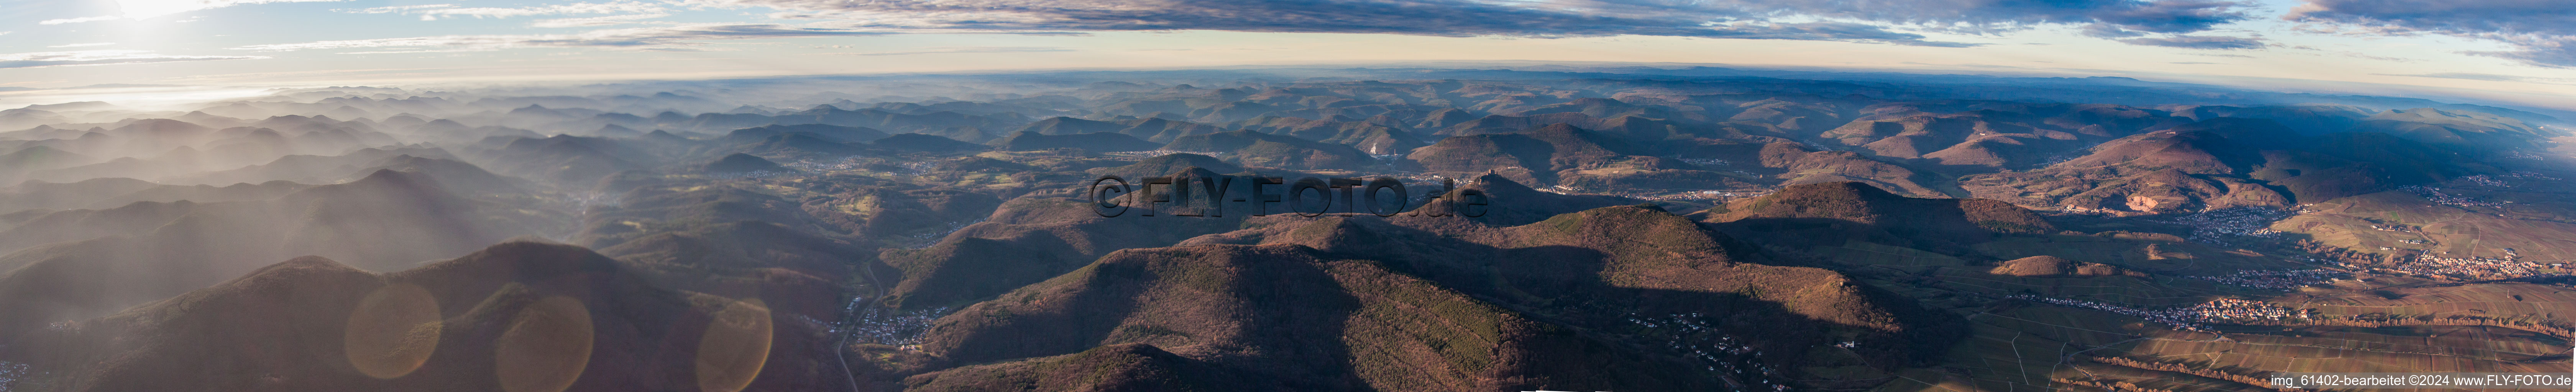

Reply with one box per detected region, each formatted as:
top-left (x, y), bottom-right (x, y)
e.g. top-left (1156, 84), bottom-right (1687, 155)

top-left (343, 283), bottom-right (441, 379)
top-left (496, 296), bottom-right (594, 392)
top-left (695, 298), bottom-right (773, 392)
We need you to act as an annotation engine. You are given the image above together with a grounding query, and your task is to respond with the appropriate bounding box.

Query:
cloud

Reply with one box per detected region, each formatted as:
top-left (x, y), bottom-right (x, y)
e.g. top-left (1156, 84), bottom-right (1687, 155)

top-left (2337, 52), bottom-right (2409, 61)
top-left (157, 67), bottom-right (444, 83)
top-left (2117, 35), bottom-right (2266, 49)
top-left (1701, 22), bottom-right (1984, 47)
top-left (2081, 23), bottom-right (2149, 38)
top-left (1701, 0), bottom-right (2256, 35)
top-left (532, 13), bottom-right (673, 28)
top-left (703, 0), bottom-right (2013, 46)
top-left (2287, 0), bottom-right (2576, 67)
top-left (2372, 72), bottom-right (2576, 85)
top-left (41, 16), bottom-right (121, 24)
top-left (338, 1), bottom-right (665, 20)
top-left (426, 2), bottom-right (663, 20)
top-left (0, 50), bottom-right (266, 69)
top-left (2082, 0), bottom-right (2256, 35)
top-left (47, 42), bottom-right (116, 48)
top-left (231, 23), bottom-right (895, 52)
top-left (684, 0), bottom-right (2275, 47)
top-left (2376, 72), bottom-right (2522, 82)
top-left (332, 50), bottom-right (476, 54)
top-left (112, 0), bottom-right (349, 20)
top-left (2170, 61), bottom-right (2219, 64)
top-left (2463, 36), bottom-right (2576, 67)
top-left (338, 4), bottom-right (458, 13)
top-left (833, 46), bottom-right (1074, 56)
top-left (40, 0), bottom-right (349, 23)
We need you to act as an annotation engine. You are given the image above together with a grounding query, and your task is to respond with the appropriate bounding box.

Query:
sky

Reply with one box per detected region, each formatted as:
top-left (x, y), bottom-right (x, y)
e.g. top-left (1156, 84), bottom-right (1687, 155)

top-left (1, 0), bottom-right (2573, 109)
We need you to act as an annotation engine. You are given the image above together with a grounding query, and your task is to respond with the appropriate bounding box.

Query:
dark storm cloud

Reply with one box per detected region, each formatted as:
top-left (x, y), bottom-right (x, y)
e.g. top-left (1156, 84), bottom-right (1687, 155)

top-left (716, 0), bottom-right (2257, 47)
top-left (2287, 0), bottom-right (2576, 66)
top-left (2117, 35), bottom-right (2267, 49)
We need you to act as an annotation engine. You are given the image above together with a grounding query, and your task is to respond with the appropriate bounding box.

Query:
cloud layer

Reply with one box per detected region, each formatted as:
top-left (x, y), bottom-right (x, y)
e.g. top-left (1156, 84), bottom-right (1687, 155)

top-left (2118, 35), bottom-right (2268, 49)
top-left (0, 50), bottom-right (267, 69)
top-left (43, 0), bottom-right (350, 23)
top-left (833, 46), bottom-right (1073, 56)
top-left (42, 0), bottom-right (2296, 56)
top-left (231, 23), bottom-right (893, 52)
top-left (698, 0), bottom-right (2276, 47)
top-left (2288, 0), bottom-right (2576, 67)
top-left (339, 1), bottom-right (666, 20)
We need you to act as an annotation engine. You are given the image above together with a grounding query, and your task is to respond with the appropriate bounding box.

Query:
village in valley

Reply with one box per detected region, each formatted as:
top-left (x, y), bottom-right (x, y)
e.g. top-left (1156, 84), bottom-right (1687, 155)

top-left (1940, 167), bottom-right (2576, 346)
top-left (2010, 296), bottom-right (2310, 332)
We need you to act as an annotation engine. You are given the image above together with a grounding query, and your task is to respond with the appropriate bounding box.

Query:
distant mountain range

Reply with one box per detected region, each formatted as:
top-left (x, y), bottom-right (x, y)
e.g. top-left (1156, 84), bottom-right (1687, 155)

top-left (0, 68), bottom-right (2570, 392)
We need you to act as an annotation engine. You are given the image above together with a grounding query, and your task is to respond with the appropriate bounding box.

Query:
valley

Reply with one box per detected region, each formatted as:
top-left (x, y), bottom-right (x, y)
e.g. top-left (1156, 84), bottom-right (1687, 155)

top-left (0, 68), bottom-right (2571, 392)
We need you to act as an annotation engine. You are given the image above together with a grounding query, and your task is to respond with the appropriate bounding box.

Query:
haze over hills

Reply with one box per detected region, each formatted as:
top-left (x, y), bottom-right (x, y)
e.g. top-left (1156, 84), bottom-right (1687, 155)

top-left (1, 67), bottom-right (2574, 392)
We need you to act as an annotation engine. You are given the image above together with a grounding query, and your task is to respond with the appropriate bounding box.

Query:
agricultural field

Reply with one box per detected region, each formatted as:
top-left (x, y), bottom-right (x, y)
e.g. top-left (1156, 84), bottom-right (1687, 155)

top-left (1874, 305), bottom-right (2161, 392)
top-left (2282, 186), bottom-right (2576, 264)
top-left (1926, 268), bottom-right (2235, 307)
top-left (2201, 325), bottom-right (2567, 362)
top-left (1871, 194), bottom-right (2576, 392)
top-left (2118, 324), bottom-right (2565, 374)
top-left (1879, 294), bottom-right (2574, 392)
top-left (1972, 236), bottom-right (2309, 276)
top-left (2287, 283), bottom-right (2576, 320)
top-left (1817, 240), bottom-right (2253, 307)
